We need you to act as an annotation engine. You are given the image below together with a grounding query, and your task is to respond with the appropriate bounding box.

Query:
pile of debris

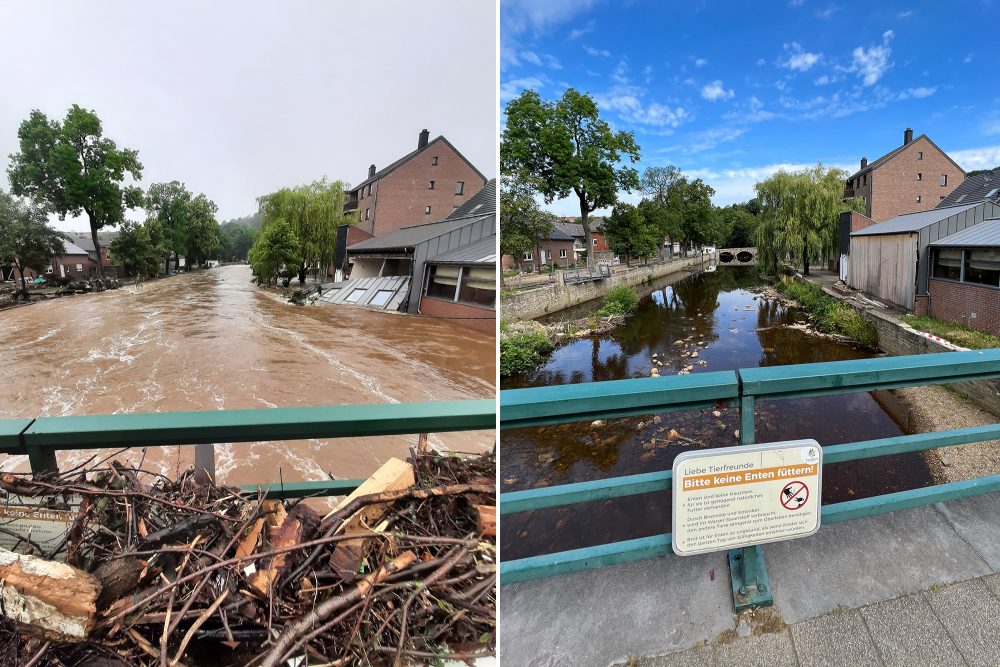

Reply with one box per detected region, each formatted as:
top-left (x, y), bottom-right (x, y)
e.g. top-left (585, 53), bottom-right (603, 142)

top-left (0, 452), bottom-right (495, 666)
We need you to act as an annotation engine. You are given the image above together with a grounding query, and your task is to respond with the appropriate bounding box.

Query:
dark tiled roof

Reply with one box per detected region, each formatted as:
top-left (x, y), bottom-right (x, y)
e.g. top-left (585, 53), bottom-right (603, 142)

top-left (351, 136), bottom-right (487, 192)
top-left (347, 213), bottom-right (493, 252)
top-left (554, 218), bottom-right (605, 237)
top-left (847, 134), bottom-right (965, 180)
top-left (446, 178), bottom-right (496, 219)
top-left (429, 236), bottom-right (496, 264)
top-left (546, 227), bottom-right (575, 241)
top-left (936, 169), bottom-right (1000, 208)
top-left (851, 201), bottom-right (983, 236)
top-left (929, 218), bottom-right (1000, 247)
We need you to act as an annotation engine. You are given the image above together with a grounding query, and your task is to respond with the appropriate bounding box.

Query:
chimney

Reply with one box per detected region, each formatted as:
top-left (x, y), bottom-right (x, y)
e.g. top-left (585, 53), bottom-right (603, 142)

top-left (418, 129), bottom-right (429, 149)
top-left (860, 157), bottom-right (868, 170)
top-left (368, 164), bottom-right (376, 178)
top-left (904, 127), bottom-right (913, 145)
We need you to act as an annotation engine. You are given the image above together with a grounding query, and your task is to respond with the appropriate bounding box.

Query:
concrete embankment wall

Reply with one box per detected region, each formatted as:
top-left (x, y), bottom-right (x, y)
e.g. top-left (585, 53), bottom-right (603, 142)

top-left (501, 256), bottom-right (705, 321)
top-left (810, 279), bottom-right (1000, 417)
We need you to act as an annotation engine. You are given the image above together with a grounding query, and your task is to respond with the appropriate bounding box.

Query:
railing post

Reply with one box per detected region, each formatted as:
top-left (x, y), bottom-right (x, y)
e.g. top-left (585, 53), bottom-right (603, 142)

top-left (729, 544), bottom-right (773, 611)
top-left (740, 395), bottom-right (755, 445)
top-left (194, 443), bottom-right (216, 482)
top-left (27, 447), bottom-right (58, 476)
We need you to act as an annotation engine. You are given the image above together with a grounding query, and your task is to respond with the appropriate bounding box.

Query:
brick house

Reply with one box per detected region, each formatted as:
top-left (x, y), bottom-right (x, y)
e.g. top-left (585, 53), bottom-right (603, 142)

top-left (844, 128), bottom-right (965, 222)
top-left (501, 227), bottom-right (575, 272)
top-left (554, 218), bottom-right (609, 258)
top-left (345, 129), bottom-right (487, 238)
top-left (9, 240), bottom-right (96, 281)
top-left (68, 232), bottom-right (121, 276)
top-left (924, 218), bottom-right (1000, 335)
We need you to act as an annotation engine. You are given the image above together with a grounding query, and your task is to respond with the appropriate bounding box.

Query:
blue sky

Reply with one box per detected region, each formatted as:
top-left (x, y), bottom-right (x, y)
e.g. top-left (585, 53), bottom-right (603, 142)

top-left (501, 0), bottom-right (1000, 214)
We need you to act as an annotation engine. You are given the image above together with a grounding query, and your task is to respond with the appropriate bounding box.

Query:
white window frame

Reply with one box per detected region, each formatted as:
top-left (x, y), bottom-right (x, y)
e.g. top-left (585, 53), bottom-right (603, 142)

top-left (523, 252), bottom-right (533, 260)
top-left (559, 249), bottom-right (567, 258)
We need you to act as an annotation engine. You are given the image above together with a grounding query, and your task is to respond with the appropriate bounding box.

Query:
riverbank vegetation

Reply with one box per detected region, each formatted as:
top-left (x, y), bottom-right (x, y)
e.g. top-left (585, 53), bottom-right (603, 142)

top-left (901, 314), bottom-right (1000, 350)
top-left (774, 278), bottom-right (879, 348)
top-left (500, 326), bottom-right (555, 377)
top-left (597, 284), bottom-right (639, 316)
top-left (0, 191), bottom-right (66, 300)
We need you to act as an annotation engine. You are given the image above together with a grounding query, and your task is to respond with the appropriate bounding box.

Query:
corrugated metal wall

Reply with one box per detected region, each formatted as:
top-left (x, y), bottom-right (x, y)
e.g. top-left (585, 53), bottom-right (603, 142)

top-left (915, 202), bottom-right (1000, 296)
top-left (847, 233), bottom-right (918, 309)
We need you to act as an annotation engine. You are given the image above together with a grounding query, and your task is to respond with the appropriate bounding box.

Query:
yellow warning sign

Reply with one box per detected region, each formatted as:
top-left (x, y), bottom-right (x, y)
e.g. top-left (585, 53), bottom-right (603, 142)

top-left (672, 440), bottom-right (822, 556)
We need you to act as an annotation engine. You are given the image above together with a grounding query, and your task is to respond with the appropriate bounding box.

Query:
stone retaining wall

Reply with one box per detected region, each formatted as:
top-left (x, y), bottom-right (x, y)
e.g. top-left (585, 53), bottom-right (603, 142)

top-left (501, 256), bottom-right (705, 321)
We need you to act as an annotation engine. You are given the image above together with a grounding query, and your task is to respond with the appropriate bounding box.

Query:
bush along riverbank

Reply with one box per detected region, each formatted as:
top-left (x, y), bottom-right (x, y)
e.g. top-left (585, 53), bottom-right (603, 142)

top-left (772, 277), bottom-right (879, 349)
top-left (500, 285), bottom-right (638, 377)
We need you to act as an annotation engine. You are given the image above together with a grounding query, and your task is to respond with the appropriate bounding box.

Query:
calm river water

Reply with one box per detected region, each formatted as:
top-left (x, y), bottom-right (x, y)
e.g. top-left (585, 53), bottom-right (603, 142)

top-left (0, 265), bottom-right (495, 484)
top-left (500, 267), bottom-right (932, 559)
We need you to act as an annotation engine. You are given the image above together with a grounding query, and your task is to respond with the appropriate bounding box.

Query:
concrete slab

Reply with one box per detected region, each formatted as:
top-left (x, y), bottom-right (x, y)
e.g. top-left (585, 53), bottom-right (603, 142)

top-left (924, 578), bottom-right (1000, 667)
top-left (765, 504), bottom-right (991, 624)
top-left (983, 572), bottom-right (1000, 599)
top-left (934, 492), bottom-right (1000, 570)
top-left (791, 610), bottom-right (882, 667)
top-left (715, 631), bottom-right (798, 667)
top-left (617, 643), bottom-right (716, 666)
top-left (789, 609), bottom-right (881, 667)
top-left (498, 552), bottom-right (734, 667)
top-left (859, 594), bottom-right (964, 667)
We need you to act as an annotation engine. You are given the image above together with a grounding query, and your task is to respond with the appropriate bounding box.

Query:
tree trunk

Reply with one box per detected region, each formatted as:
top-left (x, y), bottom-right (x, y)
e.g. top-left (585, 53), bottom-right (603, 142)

top-left (298, 262), bottom-right (306, 285)
top-left (802, 240), bottom-right (810, 276)
top-left (15, 266), bottom-right (27, 301)
top-left (580, 202), bottom-right (594, 268)
top-left (87, 214), bottom-right (104, 280)
top-left (164, 255), bottom-right (170, 276)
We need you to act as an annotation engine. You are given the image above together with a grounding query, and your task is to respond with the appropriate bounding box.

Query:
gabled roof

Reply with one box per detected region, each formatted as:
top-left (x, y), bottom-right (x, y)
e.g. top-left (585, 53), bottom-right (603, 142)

top-left (936, 169), bottom-right (1000, 208)
top-left (351, 136), bottom-right (487, 192)
top-left (428, 236), bottom-right (496, 265)
top-left (555, 217), bottom-right (605, 238)
top-left (851, 201), bottom-right (984, 236)
top-left (929, 218), bottom-right (1000, 247)
top-left (446, 178), bottom-right (496, 220)
top-left (347, 212), bottom-right (493, 252)
top-left (61, 241), bottom-right (90, 256)
top-left (546, 227), bottom-right (575, 241)
top-left (847, 134), bottom-right (966, 180)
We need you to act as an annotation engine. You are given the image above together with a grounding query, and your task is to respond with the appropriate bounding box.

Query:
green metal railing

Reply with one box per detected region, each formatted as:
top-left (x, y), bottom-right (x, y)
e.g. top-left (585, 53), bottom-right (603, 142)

top-left (499, 349), bottom-right (1000, 584)
top-left (0, 399), bottom-right (496, 499)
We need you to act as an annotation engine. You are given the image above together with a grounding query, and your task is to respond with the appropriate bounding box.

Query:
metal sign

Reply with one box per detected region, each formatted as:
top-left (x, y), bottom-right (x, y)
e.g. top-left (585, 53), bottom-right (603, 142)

top-left (672, 439), bottom-right (822, 556)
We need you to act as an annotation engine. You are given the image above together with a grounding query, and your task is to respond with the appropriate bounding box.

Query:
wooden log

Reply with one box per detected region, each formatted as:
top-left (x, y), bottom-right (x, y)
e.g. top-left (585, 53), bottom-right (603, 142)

top-left (326, 458), bottom-right (414, 581)
top-left (249, 503), bottom-right (319, 595)
top-left (475, 505), bottom-right (496, 537)
top-left (0, 549), bottom-right (101, 642)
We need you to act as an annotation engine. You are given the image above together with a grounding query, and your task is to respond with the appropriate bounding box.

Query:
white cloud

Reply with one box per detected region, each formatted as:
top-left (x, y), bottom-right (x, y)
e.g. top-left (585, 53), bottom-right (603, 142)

top-left (500, 76), bottom-right (544, 103)
top-left (814, 74), bottom-right (832, 85)
top-left (521, 51), bottom-right (542, 66)
top-left (848, 30), bottom-right (894, 86)
top-left (951, 145), bottom-right (1000, 172)
top-left (597, 94), bottom-right (689, 128)
top-left (897, 10), bottom-right (913, 17)
top-left (684, 161), bottom-right (855, 205)
top-left (694, 58), bottom-right (709, 68)
top-left (756, 58), bottom-right (766, 66)
top-left (984, 120), bottom-right (1000, 136)
top-left (544, 54), bottom-right (563, 70)
top-left (701, 80), bottom-right (735, 101)
top-left (502, 0), bottom-right (605, 36)
top-left (964, 53), bottom-right (974, 64)
top-left (780, 42), bottom-right (822, 72)
top-left (584, 45), bottom-right (612, 57)
top-left (904, 86), bottom-right (936, 98)
top-left (643, 64), bottom-right (654, 83)
top-left (815, 5), bottom-right (839, 19)
top-left (685, 127), bottom-right (749, 153)
top-left (569, 19), bottom-right (596, 40)
top-left (788, 0), bottom-right (805, 5)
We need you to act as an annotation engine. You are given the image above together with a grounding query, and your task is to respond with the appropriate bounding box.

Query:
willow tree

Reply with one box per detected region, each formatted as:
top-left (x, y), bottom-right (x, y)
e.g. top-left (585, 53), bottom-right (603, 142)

top-left (755, 164), bottom-right (862, 275)
top-left (257, 179), bottom-right (351, 283)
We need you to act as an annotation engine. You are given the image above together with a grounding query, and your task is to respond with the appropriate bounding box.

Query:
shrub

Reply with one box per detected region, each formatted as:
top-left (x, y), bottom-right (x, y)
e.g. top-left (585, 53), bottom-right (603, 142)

top-left (598, 284), bottom-right (639, 316)
top-left (500, 330), bottom-right (554, 377)
top-left (775, 277), bottom-right (878, 349)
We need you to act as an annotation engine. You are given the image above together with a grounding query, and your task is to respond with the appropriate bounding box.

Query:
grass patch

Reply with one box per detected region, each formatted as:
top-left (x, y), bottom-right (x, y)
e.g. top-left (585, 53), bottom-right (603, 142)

top-left (900, 314), bottom-right (1000, 350)
top-left (500, 330), bottom-right (554, 377)
top-left (597, 284), bottom-right (639, 316)
top-left (774, 278), bottom-right (879, 349)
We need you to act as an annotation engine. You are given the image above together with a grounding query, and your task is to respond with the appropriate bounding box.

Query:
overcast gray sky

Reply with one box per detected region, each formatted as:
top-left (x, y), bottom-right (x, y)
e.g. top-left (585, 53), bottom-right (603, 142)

top-left (0, 1), bottom-right (496, 232)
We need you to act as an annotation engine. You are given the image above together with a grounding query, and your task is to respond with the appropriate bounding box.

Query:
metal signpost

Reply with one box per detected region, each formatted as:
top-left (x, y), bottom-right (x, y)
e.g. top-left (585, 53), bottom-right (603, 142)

top-left (672, 439), bottom-right (823, 610)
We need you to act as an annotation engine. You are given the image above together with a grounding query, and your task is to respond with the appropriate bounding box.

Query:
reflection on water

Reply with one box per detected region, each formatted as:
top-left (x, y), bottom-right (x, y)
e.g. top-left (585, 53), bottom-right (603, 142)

top-left (500, 267), bottom-right (930, 559)
top-left (0, 266), bottom-right (495, 483)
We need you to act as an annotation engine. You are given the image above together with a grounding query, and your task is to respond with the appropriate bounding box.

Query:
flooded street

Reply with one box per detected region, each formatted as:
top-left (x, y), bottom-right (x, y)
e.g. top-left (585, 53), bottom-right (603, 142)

top-left (0, 265), bottom-right (495, 484)
top-left (501, 267), bottom-right (932, 559)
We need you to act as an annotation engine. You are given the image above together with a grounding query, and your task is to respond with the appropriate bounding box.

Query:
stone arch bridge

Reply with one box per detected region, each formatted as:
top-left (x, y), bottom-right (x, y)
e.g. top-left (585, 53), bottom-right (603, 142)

top-left (716, 247), bottom-right (758, 266)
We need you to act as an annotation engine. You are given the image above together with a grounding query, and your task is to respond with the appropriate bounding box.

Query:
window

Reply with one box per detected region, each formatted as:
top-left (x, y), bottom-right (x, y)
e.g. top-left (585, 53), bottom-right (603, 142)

top-left (862, 174), bottom-right (867, 185)
top-left (455, 181), bottom-right (464, 195)
top-left (76, 264), bottom-right (83, 272)
top-left (425, 206), bottom-right (432, 214)
top-left (368, 290), bottom-right (394, 307)
top-left (916, 195), bottom-right (922, 203)
top-left (941, 174), bottom-right (948, 187)
top-left (918, 151), bottom-right (923, 160)
top-left (916, 173), bottom-right (922, 181)
top-left (345, 288), bottom-right (367, 304)
top-left (45, 266), bottom-right (53, 274)
top-left (559, 249), bottom-right (567, 258)
top-left (426, 265), bottom-right (459, 300)
top-left (428, 180), bottom-right (435, 190)
top-left (523, 252), bottom-right (533, 260)
top-left (592, 238), bottom-right (598, 246)
top-left (457, 266), bottom-right (495, 308)
top-left (933, 248), bottom-right (962, 280)
top-left (365, 208), bottom-right (370, 220)
top-left (964, 249), bottom-right (1000, 287)
top-left (987, 188), bottom-right (1000, 199)
top-left (432, 156), bottom-right (438, 166)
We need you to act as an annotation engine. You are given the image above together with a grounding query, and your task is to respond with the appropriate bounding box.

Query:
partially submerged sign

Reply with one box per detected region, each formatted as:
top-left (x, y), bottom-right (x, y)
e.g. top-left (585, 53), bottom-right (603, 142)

top-left (672, 439), bottom-right (822, 556)
top-left (0, 493), bottom-right (80, 558)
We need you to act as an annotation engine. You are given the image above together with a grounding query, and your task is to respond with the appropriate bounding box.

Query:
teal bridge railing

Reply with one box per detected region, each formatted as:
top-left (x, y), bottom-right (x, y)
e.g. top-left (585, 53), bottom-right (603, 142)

top-left (499, 349), bottom-right (1000, 590)
top-left (0, 399), bottom-right (496, 499)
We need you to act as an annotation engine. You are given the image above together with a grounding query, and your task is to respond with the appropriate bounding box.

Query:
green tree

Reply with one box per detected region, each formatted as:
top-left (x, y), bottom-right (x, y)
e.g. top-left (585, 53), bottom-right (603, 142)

top-left (717, 205), bottom-right (759, 248)
top-left (603, 202), bottom-right (661, 264)
top-left (755, 164), bottom-right (863, 275)
top-left (248, 219), bottom-right (301, 286)
top-left (0, 191), bottom-right (66, 299)
top-left (499, 175), bottom-right (555, 275)
top-left (110, 220), bottom-right (163, 278)
top-left (667, 177), bottom-right (720, 248)
top-left (219, 222), bottom-right (256, 261)
top-left (257, 179), bottom-right (351, 284)
top-left (184, 194), bottom-right (221, 267)
top-left (502, 88), bottom-right (640, 264)
top-left (145, 181), bottom-right (193, 274)
top-left (7, 105), bottom-right (143, 278)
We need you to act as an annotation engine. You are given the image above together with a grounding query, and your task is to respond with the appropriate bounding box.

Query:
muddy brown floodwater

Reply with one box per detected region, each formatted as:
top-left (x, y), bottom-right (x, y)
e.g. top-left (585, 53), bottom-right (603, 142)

top-left (0, 265), bottom-right (495, 485)
top-left (500, 267), bottom-right (933, 560)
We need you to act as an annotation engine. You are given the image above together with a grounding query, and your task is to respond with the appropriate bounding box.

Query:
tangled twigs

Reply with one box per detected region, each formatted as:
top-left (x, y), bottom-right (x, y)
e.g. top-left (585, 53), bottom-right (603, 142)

top-left (0, 452), bottom-right (496, 666)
